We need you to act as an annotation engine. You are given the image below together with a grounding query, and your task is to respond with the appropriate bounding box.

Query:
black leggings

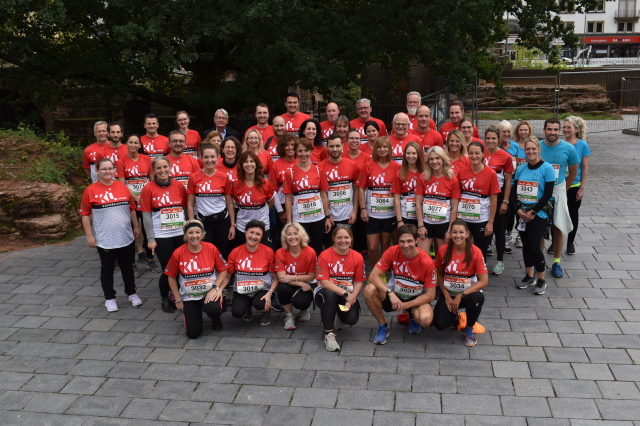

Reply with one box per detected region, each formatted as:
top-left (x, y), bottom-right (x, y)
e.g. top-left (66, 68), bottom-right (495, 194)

top-left (301, 219), bottom-right (326, 257)
top-left (156, 235), bottom-right (185, 299)
top-left (521, 214), bottom-right (548, 273)
top-left (182, 297), bottom-right (225, 339)
top-left (314, 288), bottom-right (360, 331)
top-left (202, 215), bottom-right (231, 260)
top-left (466, 221), bottom-right (491, 261)
top-left (433, 291), bottom-right (485, 330)
top-left (97, 242), bottom-right (136, 300)
top-left (231, 290), bottom-right (269, 317)
top-left (567, 185), bottom-right (582, 246)
top-left (135, 210), bottom-right (153, 260)
top-left (276, 282), bottom-right (314, 310)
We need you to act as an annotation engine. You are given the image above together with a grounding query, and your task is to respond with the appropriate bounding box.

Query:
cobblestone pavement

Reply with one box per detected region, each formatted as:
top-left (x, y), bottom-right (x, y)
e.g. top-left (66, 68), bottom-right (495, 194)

top-left (0, 131), bottom-right (639, 425)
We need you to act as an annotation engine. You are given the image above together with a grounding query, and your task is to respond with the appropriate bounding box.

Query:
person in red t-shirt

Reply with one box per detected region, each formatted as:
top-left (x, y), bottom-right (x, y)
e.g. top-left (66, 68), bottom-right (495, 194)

top-left (391, 142), bottom-right (425, 228)
top-left (165, 220), bottom-right (229, 336)
top-left (364, 225), bottom-right (437, 343)
top-left (102, 123), bottom-right (128, 175)
top-left (315, 226), bottom-right (367, 352)
top-left (345, 129), bottom-right (370, 170)
top-left (244, 103), bottom-right (275, 143)
top-left (319, 102), bottom-right (340, 143)
top-left (299, 118), bottom-right (327, 165)
top-left (140, 114), bottom-right (170, 159)
top-left (83, 121), bottom-right (109, 183)
top-left (275, 222), bottom-right (317, 330)
top-left (439, 100), bottom-right (479, 141)
top-left (281, 92), bottom-right (311, 134)
top-left (266, 116), bottom-right (287, 162)
top-left (176, 111), bottom-right (202, 158)
top-left (411, 105), bottom-right (444, 154)
top-left (335, 115), bottom-right (350, 146)
top-left (80, 158), bottom-right (141, 312)
top-left (167, 130), bottom-right (201, 189)
top-left (350, 98), bottom-right (388, 143)
top-left (461, 117), bottom-right (485, 149)
top-left (216, 137), bottom-right (241, 184)
top-left (406, 91), bottom-right (437, 131)
top-left (389, 112), bottom-right (422, 164)
top-left (434, 219), bottom-right (488, 347)
top-left (224, 219), bottom-right (278, 325)
top-left (243, 128), bottom-right (273, 176)
top-left (445, 130), bottom-right (471, 175)
top-left (269, 134), bottom-right (297, 241)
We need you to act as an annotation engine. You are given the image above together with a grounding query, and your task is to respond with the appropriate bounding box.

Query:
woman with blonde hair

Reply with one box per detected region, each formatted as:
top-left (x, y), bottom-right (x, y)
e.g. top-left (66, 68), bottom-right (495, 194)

top-left (203, 131), bottom-right (223, 150)
top-left (416, 146), bottom-right (460, 253)
top-left (275, 222), bottom-right (317, 330)
top-left (445, 130), bottom-right (470, 174)
top-left (175, 111), bottom-right (201, 158)
top-left (243, 128), bottom-right (273, 176)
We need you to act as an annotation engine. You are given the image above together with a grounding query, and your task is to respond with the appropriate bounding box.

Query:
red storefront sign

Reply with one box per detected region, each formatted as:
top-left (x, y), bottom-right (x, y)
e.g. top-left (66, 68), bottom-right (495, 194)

top-left (582, 36), bottom-right (640, 44)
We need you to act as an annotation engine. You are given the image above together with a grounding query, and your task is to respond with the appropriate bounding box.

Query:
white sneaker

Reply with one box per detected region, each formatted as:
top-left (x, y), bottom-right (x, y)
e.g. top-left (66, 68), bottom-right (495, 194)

top-left (515, 235), bottom-right (523, 248)
top-left (128, 294), bottom-right (143, 307)
top-left (299, 309), bottom-right (311, 322)
top-left (284, 312), bottom-right (296, 330)
top-left (105, 299), bottom-right (118, 312)
top-left (324, 332), bottom-right (340, 352)
top-left (334, 316), bottom-right (348, 330)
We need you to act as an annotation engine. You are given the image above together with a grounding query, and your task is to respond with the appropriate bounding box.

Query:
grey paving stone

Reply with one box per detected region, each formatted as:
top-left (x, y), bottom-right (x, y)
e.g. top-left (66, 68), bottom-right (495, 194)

top-left (21, 374), bottom-right (71, 393)
top-left (530, 362), bottom-right (576, 379)
top-left (513, 378), bottom-right (554, 397)
top-left (0, 390), bottom-right (38, 410)
top-left (440, 359), bottom-right (493, 377)
top-left (1, 355), bottom-right (47, 372)
top-left (10, 316), bottom-right (48, 329)
top-left (234, 384), bottom-right (294, 406)
top-left (441, 394), bottom-right (502, 416)
top-left (597, 380), bottom-right (640, 399)
top-left (191, 383), bottom-right (240, 403)
top-left (215, 337), bottom-right (266, 352)
top-left (580, 321), bottom-right (623, 334)
top-left (113, 347), bottom-right (154, 362)
top-left (572, 363), bottom-right (614, 380)
top-left (261, 338), bottom-right (303, 353)
top-left (610, 365), bottom-right (640, 382)
top-left (5, 341), bottom-right (51, 356)
top-left (23, 393), bottom-right (78, 414)
top-left (547, 320), bottom-right (584, 334)
top-left (68, 360), bottom-right (116, 377)
top-left (465, 415), bottom-right (527, 425)
top-left (33, 413), bottom-right (88, 426)
top-left (526, 419), bottom-right (570, 426)
top-left (553, 380), bottom-right (602, 398)
top-left (267, 352), bottom-right (307, 370)
top-left (367, 372), bottom-right (412, 391)
top-left (0, 372), bottom-right (33, 390)
top-left (147, 380), bottom-right (196, 400)
top-left (559, 333), bottom-right (603, 348)
top-left (145, 348), bottom-right (186, 364)
top-left (548, 398), bottom-right (601, 420)
top-left (312, 371), bottom-right (369, 389)
top-left (501, 395), bottom-right (551, 417)
top-left (78, 331), bottom-right (125, 346)
top-left (396, 358), bottom-right (440, 375)
top-left (262, 405), bottom-right (315, 426)
top-left (116, 332), bottom-right (154, 347)
top-left (491, 332), bottom-right (527, 346)
top-left (76, 345), bottom-right (121, 360)
top-left (60, 377), bottom-right (106, 395)
top-left (35, 358), bottom-right (78, 375)
top-left (232, 367), bottom-right (279, 385)
top-left (596, 399), bottom-right (640, 420)
top-left (204, 402), bottom-right (267, 425)
top-left (599, 335), bottom-right (640, 349)
top-left (190, 365), bottom-right (239, 383)
top-left (545, 347), bottom-right (589, 363)
top-left (415, 413), bottom-right (464, 426)
top-left (374, 411), bottom-right (416, 426)
top-left (345, 355), bottom-right (398, 373)
top-left (227, 351), bottom-right (272, 368)
top-left (395, 392), bottom-right (441, 413)
top-left (456, 376), bottom-right (515, 396)
top-left (339, 340), bottom-right (375, 356)
top-left (159, 400), bottom-right (211, 423)
top-left (8, 328), bottom-right (59, 342)
top-left (493, 361), bottom-right (531, 378)
top-left (337, 389), bottom-right (395, 411)
top-left (276, 369), bottom-right (316, 387)
top-left (291, 387), bottom-right (338, 408)
top-left (39, 343), bottom-right (86, 359)
top-left (0, 410), bottom-right (43, 425)
top-left (96, 377), bottom-right (155, 398)
top-left (106, 361), bottom-right (150, 379)
top-left (65, 395), bottom-right (131, 417)
top-left (509, 346), bottom-right (547, 362)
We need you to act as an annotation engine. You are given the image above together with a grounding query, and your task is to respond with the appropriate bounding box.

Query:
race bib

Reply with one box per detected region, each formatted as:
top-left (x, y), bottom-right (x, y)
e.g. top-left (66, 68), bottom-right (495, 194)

top-left (394, 279), bottom-right (422, 298)
top-left (406, 196), bottom-right (417, 219)
top-left (237, 280), bottom-right (264, 295)
top-left (516, 158), bottom-right (527, 169)
top-left (423, 199), bottom-right (449, 222)
top-left (331, 278), bottom-right (353, 293)
top-left (297, 193), bottom-right (323, 220)
top-left (175, 177), bottom-right (189, 189)
top-left (184, 277), bottom-right (213, 298)
top-left (511, 156), bottom-right (517, 170)
top-left (127, 178), bottom-right (148, 196)
top-left (370, 190), bottom-right (393, 213)
top-left (444, 276), bottom-right (471, 295)
top-left (552, 164), bottom-right (560, 182)
top-left (160, 207), bottom-right (184, 230)
top-left (328, 184), bottom-right (351, 206)
top-left (185, 150), bottom-right (198, 159)
top-left (517, 181), bottom-right (538, 203)
top-left (457, 197), bottom-right (480, 220)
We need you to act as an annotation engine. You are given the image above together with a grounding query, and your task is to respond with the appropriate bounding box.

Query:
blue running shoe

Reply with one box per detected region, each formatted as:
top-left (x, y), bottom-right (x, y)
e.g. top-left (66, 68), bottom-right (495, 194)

top-left (409, 318), bottom-right (421, 334)
top-left (464, 326), bottom-right (477, 346)
top-left (552, 262), bottom-right (564, 278)
top-left (374, 323), bottom-right (389, 345)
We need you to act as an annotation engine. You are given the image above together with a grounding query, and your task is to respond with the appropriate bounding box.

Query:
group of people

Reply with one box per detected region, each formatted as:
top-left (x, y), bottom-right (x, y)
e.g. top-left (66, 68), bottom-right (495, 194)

top-left (79, 92), bottom-right (591, 350)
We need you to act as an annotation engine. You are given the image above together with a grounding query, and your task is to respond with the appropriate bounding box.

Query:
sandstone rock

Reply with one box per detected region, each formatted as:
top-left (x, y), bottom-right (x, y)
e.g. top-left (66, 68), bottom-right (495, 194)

top-left (0, 181), bottom-right (77, 217)
top-left (15, 214), bottom-right (67, 239)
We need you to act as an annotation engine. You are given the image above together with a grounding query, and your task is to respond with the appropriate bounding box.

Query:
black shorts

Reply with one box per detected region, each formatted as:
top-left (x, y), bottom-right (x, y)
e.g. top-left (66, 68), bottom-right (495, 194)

top-left (424, 222), bottom-right (449, 240)
top-left (365, 217), bottom-right (396, 235)
top-left (381, 292), bottom-right (417, 312)
top-left (400, 218), bottom-right (419, 227)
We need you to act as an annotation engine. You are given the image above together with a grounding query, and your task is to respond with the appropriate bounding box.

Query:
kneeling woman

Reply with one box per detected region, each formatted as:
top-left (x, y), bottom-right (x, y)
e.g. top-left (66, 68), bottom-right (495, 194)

top-left (165, 220), bottom-right (229, 337)
top-left (434, 219), bottom-right (488, 347)
top-left (275, 222), bottom-right (318, 330)
top-left (315, 226), bottom-right (367, 352)
top-left (225, 220), bottom-right (278, 326)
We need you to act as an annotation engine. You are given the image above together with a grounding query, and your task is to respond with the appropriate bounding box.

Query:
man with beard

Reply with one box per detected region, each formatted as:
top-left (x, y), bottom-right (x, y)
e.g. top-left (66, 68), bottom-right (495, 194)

top-left (406, 92), bottom-right (436, 131)
top-left (244, 103), bottom-right (274, 142)
top-left (439, 100), bottom-right (479, 140)
top-left (103, 123), bottom-right (129, 175)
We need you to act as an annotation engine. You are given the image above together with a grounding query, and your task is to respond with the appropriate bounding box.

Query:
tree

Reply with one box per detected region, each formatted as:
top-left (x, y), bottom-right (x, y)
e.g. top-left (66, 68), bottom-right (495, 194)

top-left (0, 0), bottom-right (598, 127)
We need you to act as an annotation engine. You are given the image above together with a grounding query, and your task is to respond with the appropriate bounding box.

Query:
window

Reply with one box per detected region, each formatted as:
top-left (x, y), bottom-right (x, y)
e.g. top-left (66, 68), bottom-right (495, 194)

top-left (560, 21), bottom-right (575, 31)
top-left (559, 0), bottom-right (575, 12)
top-left (618, 22), bottom-right (635, 32)
top-left (588, 0), bottom-right (605, 12)
top-left (587, 21), bottom-right (604, 33)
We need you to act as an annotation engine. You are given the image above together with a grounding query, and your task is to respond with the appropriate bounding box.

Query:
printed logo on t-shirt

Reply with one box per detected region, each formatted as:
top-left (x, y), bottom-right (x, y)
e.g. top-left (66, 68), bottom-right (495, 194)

top-left (461, 177), bottom-right (477, 191)
top-left (197, 180), bottom-right (213, 192)
top-left (153, 192), bottom-right (180, 206)
top-left (370, 173), bottom-right (388, 186)
top-left (94, 189), bottom-right (129, 204)
top-left (180, 257), bottom-right (204, 273)
top-left (127, 164), bottom-right (141, 177)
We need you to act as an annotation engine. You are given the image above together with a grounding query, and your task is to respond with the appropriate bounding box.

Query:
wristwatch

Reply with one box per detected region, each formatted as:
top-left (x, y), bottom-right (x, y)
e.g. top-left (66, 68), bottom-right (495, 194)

top-left (343, 292), bottom-right (348, 298)
top-left (386, 288), bottom-right (393, 294)
top-left (503, 200), bottom-right (509, 205)
top-left (212, 285), bottom-right (219, 290)
top-left (325, 215), bottom-right (331, 219)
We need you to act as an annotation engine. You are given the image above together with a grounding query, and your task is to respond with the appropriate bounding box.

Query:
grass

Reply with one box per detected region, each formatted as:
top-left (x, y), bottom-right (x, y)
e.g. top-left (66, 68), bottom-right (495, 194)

top-left (37, 227), bottom-right (85, 245)
top-left (477, 109), bottom-right (623, 121)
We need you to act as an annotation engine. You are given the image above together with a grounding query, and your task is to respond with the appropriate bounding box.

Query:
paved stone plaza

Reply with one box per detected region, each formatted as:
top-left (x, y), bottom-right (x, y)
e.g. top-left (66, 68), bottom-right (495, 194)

top-left (0, 130), bottom-right (639, 425)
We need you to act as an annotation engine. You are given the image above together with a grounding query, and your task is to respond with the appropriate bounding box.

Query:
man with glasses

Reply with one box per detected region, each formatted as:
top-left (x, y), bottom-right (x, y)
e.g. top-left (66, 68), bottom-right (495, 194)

top-left (406, 91), bottom-right (436, 132)
top-left (389, 113), bottom-right (421, 164)
top-left (83, 121), bottom-right (109, 183)
top-left (350, 98), bottom-right (388, 143)
top-left (411, 105), bottom-right (443, 154)
top-left (167, 130), bottom-right (200, 189)
top-left (202, 109), bottom-right (240, 140)
top-left (320, 102), bottom-right (340, 143)
top-left (281, 92), bottom-right (310, 134)
top-left (439, 100), bottom-right (479, 141)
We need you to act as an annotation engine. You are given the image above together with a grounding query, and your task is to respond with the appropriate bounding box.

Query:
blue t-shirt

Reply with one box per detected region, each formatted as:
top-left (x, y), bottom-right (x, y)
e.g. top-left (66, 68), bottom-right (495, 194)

top-left (514, 161), bottom-right (556, 219)
top-left (540, 139), bottom-right (579, 185)
top-left (562, 139), bottom-right (591, 185)
top-left (506, 141), bottom-right (521, 157)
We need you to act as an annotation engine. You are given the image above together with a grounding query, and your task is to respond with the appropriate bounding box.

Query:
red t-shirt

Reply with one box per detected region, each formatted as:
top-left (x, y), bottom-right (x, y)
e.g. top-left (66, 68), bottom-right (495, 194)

top-left (245, 125), bottom-right (275, 143)
top-left (79, 180), bottom-right (136, 249)
top-left (450, 156), bottom-right (471, 175)
top-left (253, 150), bottom-right (273, 176)
top-left (269, 158), bottom-right (296, 205)
top-left (408, 115), bottom-right (437, 132)
top-left (435, 243), bottom-right (487, 295)
top-left (227, 243), bottom-right (275, 293)
top-left (267, 142), bottom-right (280, 162)
top-left (439, 121), bottom-right (479, 141)
top-left (282, 164), bottom-right (328, 223)
top-left (164, 242), bottom-right (228, 301)
top-left (316, 247), bottom-right (367, 293)
top-left (140, 135), bottom-right (170, 159)
top-left (389, 133), bottom-right (422, 164)
top-left (456, 165), bottom-right (501, 223)
top-left (376, 245), bottom-right (437, 299)
top-left (391, 169), bottom-right (421, 219)
top-left (137, 179), bottom-right (187, 238)
top-left (115, 154), bottom-right (152, 196)
top-left (356, 160), bottom-right (401, 219)
top-left (186, 169), bottom-right (230, 216)
top-left (484, 148), bottom-right (515, 189)
top-left (310, 145), bottom-right (328, 165)
top-left (281, 112), bottom-right (311, 133)
top-left (411, 128), bottom-right (444, 154)
top-left (319, 120), bottom-right (335, 142)
top-left (83, 142), bottom-right (107, 182)
top-left (227, 179), bottom-right (274, 232)
top-left (215, 161), bottom-right (238, 184)
top-left (274, 246), bottom-right (317, 276)
top-left (350, 117), bottom-right (388, 142)
top-left (318, 157), bottom-right (360, 221)
top-left (347, 151), bottom-right (371, 170)
top-left (416, 173), bottom-right (461, 224)
top-left (102, 145), bottom-right (129, 170)
top-left (168, 154), bottom-right (201, 189)
top-left (183, 129), bottom-right (202, 158)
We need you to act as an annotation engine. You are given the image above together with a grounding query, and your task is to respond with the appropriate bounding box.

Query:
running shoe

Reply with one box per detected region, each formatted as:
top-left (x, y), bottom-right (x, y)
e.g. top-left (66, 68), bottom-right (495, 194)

top-left (504, 244), bottom-right (513, 254)
top-left (138, 252), bottom-right (148, 267)
top-left (299, 309), bottom-right (311, 322)
top-left (567, 242), bottom-right (575, 255)
top-left (515, 235), bottom-right (523, 248)
top-left (128, 294), bottom-right (143, 307)
top-left (243, 308), bottom-right (253, 322)
top-left (552, 263), bottom-right (564, 278)
top-left (517, 275), bottom-right (535, 289)
top-left (284, 312), bottom-right (296, 330)
top-left (271, 293), bottom-right (284, 312)
top-left (260, 311), bottom-right (271, 326)
top-left (132, 263), bottom-right (140, 278)
top-left (486, 245), bottom-right (493, 257)
top-left (105, 299), bottom-right (118, 312)
top-left (334, 317), bottom-right (348, 330)
top-left (409, 318), bottom-right (421, 334)
top-left (114, 259), bottom-right (120, 271)
top-left (492, 261), bottom-right (505, 275)
top-left (505, 234), bottom-right (513, 245)
top-left (147, 260), bottom-right (162, 273)
top-left (374, 323), bottom-right (390, 344)
top-left (547, 245), bottom-right (554, 254)
top-left (533, 279), bottom-right (547, 295)
top-left (324, 332), bottom-right (340, 352)
top-left (161, 298), bottom-right (175, 313)
top-left (464, 326), bottom-right (477, 346)
top-left (212, 316), bottom-right (223, 331)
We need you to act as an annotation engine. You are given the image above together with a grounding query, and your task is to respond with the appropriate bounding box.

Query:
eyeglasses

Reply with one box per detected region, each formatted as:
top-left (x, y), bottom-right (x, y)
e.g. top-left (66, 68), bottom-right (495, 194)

top-left (348, 137), bottom-right (361, 141)
top-left (98, 168), bottom-right (114, 172)
top-left (169, 139), bottom-right (185, 143)
top-left (214, 116), bottom-right (228, 120)
top-left (393, 123), bottom-right (408, 127)
top-left (356, 107), bottom-right (370, 111)
top-left (461, 126), bottom-right (473, 130)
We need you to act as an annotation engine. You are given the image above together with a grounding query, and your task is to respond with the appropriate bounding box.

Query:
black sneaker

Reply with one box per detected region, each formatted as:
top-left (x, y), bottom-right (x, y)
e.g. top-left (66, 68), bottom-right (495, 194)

top-left (567, 242), bottom-right (575, 255)
top-left (147, 260), bottom-right (162, 273)
top-left (533, 279), bottom-right (547, 295)
top-left (270, 293), bottom-right (284, 312)
top-left (504, 245), bottom-right (513, 254)
top-left (212, 316), bottom-right (223, 331)
top-left (161, 298), bottom-right (175, 313)
top-left (547, 245), bottom-right (554, 254)
top-left (138, 253), bottom-right (149, 268)
top-left (260, 311), bottom-right (271, 325)
top-left (114, 259), bottom-right (120, 271)
top-left (517, 275), bottom-right (535, 289)
top-left (132, 263), bottom-right (140, 278)
top-left (486, 245), bottom-right (493, 257)
top-left (243, 308), bottom-right (253, 322)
